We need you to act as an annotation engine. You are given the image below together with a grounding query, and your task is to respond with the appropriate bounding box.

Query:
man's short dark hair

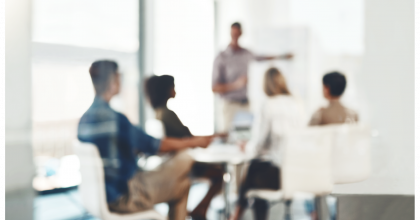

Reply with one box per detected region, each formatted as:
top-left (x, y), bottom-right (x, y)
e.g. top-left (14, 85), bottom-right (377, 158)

top-left (89, 60), bottom-right (118, 95)
top-left (145, 75), bottom-right (175, 109)
top-left (323, 71), bottom-right (347, 97)
top-left (231, 22), bottom-right (241, 30)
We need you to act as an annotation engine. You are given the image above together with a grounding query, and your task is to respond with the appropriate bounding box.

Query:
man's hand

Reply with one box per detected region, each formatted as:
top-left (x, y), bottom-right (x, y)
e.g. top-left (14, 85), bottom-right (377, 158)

top-left (232, 75), bottom-right (248, 90)
top-left (212, 75), bottom-right (248, 94)
top-left (159, 136), bottom-right (214, 152)
top-left (192, 136), bottom-right (214, 148)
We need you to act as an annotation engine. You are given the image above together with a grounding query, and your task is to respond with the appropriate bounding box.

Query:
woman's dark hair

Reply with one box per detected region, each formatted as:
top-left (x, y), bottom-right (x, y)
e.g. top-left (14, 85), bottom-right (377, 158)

top-left (322, 71), bottom-right (347, 97)
top-left (145, 75), bottom-right (175, 109)
top-left (89, 60), bottom-right (118, 95)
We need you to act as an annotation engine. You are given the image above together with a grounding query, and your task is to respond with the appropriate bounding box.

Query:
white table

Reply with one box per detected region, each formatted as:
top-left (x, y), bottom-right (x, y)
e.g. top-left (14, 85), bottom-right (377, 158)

top-left (188, 143), bottom-right (250, 220)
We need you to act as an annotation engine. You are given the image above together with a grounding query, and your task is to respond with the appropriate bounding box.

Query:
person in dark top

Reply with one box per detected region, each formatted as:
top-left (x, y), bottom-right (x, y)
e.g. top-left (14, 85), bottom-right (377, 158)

top-left (145, 75), bottom-right (192, 138)
top-left (78, 60), bottom-right (213, 220)
top-left (145, 75), bottom-right (224, 220)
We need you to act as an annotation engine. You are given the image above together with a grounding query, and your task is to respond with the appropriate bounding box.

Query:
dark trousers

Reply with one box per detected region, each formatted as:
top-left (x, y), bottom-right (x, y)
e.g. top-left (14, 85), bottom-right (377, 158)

top-left (238, 159), bottom-right (280, 220)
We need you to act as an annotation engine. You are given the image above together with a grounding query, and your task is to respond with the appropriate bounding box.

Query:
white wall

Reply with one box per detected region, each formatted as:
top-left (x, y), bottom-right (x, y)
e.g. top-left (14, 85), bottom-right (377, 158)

top-left (5, 0), bottom-right (35, 218)
top-left (333, 0), bottom-right (414, 195)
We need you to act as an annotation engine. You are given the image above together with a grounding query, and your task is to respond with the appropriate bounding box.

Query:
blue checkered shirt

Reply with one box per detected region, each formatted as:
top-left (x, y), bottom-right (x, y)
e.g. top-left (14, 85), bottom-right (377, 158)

top-left (77, 96), bottom-right (160, 203)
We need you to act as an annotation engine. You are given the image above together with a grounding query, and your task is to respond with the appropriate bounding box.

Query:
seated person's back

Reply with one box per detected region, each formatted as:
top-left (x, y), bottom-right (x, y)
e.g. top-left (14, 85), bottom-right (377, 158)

top-left (145, 74), bottom-right (224, 220)
top-left (307, 71), bottom-right (357, 220)
top-left (231, 67), bottom-right (305, 220)
top-left (309, 71), bottom-right (358, 126)
top-left (78, 61), bottom-right (160, 203)
top-left (145, 75), bottom-right (192, 138)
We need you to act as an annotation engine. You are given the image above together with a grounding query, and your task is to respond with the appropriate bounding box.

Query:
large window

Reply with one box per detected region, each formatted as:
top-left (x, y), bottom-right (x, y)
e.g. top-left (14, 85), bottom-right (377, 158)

top-left (152, 0), bottom-right (215, 135)
top-left (32, 0), bottom-right (139, 190)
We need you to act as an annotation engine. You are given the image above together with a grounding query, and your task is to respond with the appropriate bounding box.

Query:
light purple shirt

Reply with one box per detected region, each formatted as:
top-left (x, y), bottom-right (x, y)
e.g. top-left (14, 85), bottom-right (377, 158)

top-left (212, 46), bottom-right (260, 101)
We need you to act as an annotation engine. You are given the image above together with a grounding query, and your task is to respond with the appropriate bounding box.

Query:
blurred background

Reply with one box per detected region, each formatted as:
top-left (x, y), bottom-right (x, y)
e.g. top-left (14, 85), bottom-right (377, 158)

top-left (5, 0), bottom-right (413, 219)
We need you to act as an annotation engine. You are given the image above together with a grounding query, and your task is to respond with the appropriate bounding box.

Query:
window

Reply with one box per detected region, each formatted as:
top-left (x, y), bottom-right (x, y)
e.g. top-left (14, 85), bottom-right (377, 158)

top-left (152, 0), bottom-right (215, 135)
top-left (32, 0), bottom-right (139, 190)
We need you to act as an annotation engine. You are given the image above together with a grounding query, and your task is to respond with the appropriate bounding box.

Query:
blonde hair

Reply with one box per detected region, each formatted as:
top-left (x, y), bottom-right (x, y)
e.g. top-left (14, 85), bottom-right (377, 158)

top-left (264, 67), bottom-right (290, 96)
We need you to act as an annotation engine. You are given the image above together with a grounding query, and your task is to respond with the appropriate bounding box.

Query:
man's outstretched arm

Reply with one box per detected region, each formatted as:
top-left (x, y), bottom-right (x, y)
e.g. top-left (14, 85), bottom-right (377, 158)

top-left (255, 53), bottom-right (293, 61)
top-left (159, 136), bottom-right (213, 152)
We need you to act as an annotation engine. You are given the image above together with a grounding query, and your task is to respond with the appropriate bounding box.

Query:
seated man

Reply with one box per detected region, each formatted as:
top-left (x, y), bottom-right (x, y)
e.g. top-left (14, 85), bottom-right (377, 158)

top-left (77, 60), bottom-right (213, 220)
top-left (309, 71), bottom-right (358, 125)
top-left (307, 71), bottom-right (358, 220)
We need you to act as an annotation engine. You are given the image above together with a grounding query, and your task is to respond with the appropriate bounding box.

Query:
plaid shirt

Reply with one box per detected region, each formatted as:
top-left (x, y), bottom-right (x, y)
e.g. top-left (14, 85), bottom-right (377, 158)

top-left (78, 96), bottom-right (160, 203)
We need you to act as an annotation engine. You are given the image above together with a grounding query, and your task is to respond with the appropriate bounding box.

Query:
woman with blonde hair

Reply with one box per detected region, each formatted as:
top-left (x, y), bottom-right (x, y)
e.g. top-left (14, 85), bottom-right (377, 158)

top-left (230, 67), bottom-right (305, 220)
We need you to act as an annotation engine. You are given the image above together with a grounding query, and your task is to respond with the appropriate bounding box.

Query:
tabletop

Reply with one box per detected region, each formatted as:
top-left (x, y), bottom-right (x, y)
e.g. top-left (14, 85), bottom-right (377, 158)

top-left (188, 142), bottom-right (250, 165)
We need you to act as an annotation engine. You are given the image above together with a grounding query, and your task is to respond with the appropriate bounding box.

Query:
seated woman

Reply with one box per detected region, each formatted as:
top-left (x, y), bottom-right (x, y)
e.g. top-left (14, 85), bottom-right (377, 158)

top-left (145, 75), bottom-right (224, 220)
top-left (230, 68), bottom-right (305, 220)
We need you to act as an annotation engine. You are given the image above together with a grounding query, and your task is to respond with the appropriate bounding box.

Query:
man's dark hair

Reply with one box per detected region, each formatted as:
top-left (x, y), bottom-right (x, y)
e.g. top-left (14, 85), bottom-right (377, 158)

top-left (322, 71), bottom-right (347, 97)
top-left (231, 22), bottom-right (241, 30)
top-left (145, 75), bottom-right (175, 109)
top-left (89, 60), bottom-right (118, 95)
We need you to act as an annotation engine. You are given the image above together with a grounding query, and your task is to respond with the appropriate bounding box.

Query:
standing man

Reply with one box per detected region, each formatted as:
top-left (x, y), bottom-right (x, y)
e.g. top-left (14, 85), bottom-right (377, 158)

top-left (212, 22), bottom-right (293, 132)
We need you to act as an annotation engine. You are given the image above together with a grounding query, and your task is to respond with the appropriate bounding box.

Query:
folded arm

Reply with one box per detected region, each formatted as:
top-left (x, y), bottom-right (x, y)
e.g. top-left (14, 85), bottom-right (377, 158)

top-left (212, 75), bottom-right (247, 94)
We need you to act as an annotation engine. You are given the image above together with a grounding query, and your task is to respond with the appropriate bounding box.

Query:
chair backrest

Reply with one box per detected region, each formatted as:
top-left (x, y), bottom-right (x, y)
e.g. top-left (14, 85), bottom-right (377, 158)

top-left (74, 141), bottom-right (110, 219)
top-left (329, 124), bottom-right (371, 184)
top-left (281, 127), bottom-right (334, 199)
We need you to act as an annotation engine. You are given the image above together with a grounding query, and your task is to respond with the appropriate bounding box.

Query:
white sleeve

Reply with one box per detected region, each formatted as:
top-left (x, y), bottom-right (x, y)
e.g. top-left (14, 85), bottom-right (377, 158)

top-left (255, 103), bottom-right (271, 156)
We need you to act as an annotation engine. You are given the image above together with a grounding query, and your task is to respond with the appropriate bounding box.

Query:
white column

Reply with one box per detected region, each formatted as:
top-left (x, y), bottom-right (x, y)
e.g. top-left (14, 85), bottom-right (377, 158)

top-left (333, 0), bottom-right (414, 195)
top-left (5, 0), bottom-right (35, 218)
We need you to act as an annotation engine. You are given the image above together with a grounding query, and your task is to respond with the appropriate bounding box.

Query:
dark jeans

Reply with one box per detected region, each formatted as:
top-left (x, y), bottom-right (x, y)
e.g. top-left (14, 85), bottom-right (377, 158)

top-left (238, 159), bottom-right (280, 220)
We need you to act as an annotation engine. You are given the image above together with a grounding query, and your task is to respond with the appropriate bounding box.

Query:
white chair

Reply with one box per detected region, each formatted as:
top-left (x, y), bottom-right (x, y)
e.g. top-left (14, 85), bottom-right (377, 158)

top-left (246, 125), bottom-right (372, 219)
top-left (329, 124), bottom-right (371, 184)
top-left (74, 142), bottom-right (166, 220)
top-left (246, 126), bottom-right (335, 219)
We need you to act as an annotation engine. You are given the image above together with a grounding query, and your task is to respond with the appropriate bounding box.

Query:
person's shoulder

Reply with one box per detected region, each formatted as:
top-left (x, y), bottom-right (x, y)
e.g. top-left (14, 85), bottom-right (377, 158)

top-left (343, 106), bottom-right (358, 118)
top-left (264, 95), bottom-right (285, 107)
top-left (77, 106), bottom-right (121, 139)
top-left (164, 107), bottom-right (178, 119)
top-left (215, 50), bottom-right (228, 60)
top-left (264, 95), bottom-right (294, 111)
top-left (268, 95), bottom-right (297, 103)
top-left (241, 47), bottom-right (253, 54)
top-left (308, 107), bottom-right (325, 126)
top-left (312, 107), bottom-right (326, 117)
top-left (115, 111), bottom-right (132, 124)
top-left (80, 104), bottom-right (116, 123)
top-left (157, 107), bottom-right (178, 120)
top-left (316, 107), bottom-right (327, 113)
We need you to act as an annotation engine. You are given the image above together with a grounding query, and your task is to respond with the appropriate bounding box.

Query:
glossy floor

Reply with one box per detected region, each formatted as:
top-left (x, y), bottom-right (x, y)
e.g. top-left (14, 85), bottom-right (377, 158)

top-left (34, 182), bottom-right (320, 220)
